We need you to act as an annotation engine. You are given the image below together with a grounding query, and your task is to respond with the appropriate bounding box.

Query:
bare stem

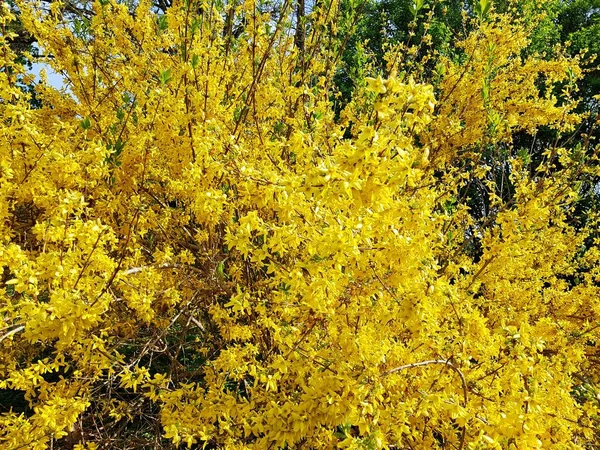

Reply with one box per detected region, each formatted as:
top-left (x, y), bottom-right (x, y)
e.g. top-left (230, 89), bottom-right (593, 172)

top-left (0, 325), bottom-right (25, 344)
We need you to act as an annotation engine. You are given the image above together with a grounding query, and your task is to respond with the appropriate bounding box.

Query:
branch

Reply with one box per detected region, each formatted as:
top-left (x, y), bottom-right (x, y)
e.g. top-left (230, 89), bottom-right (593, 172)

top-left (0, 325), bottom-right (25, 344)
top-left (383, 358), bottom-right (468, 450)
top-left (189, 315), bottom-right (206, 333)
top-left (122, 263), bottom-right (203, 275)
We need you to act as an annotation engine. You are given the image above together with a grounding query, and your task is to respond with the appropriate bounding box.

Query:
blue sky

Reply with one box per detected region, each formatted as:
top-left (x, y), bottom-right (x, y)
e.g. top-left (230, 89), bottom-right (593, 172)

top-left (29, 61), bottom-right (66, 89)
top-left (28, 44), bottom-right (67, 89)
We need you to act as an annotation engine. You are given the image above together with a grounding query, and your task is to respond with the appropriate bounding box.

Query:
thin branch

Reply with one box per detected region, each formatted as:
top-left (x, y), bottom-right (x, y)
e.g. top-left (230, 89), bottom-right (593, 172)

top-left (0, 325), bottom-right (25, 344)
top-left (189, 315), bottom-right (206, 333)
top-left (370, 263), bottom-right (399, 302)
top-left (122, 263), bottom-right (204, 275)
top-left (73, 229), bottom-right (106, 290)
top-left (383, 358), bottom-right (468, 450)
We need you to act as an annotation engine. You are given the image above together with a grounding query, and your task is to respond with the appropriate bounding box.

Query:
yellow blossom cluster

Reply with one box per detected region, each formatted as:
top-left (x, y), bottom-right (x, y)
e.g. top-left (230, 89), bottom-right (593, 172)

top-left (1, 0), bottom-right (599, 448)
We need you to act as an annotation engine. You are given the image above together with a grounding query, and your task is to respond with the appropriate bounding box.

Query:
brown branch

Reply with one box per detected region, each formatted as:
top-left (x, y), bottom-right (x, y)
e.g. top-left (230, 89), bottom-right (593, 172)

top-left (383, 358), bottom-right (468, 450)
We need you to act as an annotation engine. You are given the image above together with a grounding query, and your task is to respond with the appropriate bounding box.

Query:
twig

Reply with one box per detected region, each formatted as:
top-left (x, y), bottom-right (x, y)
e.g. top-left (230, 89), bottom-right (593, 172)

top-left (383, 358), bottom-right (468, 450)
top-left (122, 263), bottom-right (205, 276)
top-left (370, 263), bottom-right (399, 302)
top-left (0, 325), bottom-right (25, 344)
top-left (189, 315), bottom-right (206, 333)
top-left (465, 256), bottom-right (494, 292)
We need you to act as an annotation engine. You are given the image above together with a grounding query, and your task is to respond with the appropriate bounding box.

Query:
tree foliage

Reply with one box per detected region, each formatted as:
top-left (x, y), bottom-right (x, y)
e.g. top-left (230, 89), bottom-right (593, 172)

top-left (1, 0), bottom-right (600, 449)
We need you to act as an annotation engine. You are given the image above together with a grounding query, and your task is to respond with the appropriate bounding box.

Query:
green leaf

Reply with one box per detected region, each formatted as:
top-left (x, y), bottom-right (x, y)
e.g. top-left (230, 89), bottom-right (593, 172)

top-left (409, 3), bottom-right (417, 17)
top-left (517, 148), bottom-right (531, 165)
top-left (216, 261), bottom-right (225, 278)
top-left (80, 116), bottom-right (91, 130)
top-left (482, 0), bottom-right (492, 17)
top-left (409, 0), bottom-right (426, 18)
top-left (159, 68), bottom-right (172, 85)
top-left (475, 0), bottom-right (492, 21)
top-left (157, 15), bottom-right (168, 32)
top-left (191, 16), bottom-right (202, 35)
top-left (481, 80), bottom-right (489, 101)
top-left (113, 139), bottom-right (126, 157)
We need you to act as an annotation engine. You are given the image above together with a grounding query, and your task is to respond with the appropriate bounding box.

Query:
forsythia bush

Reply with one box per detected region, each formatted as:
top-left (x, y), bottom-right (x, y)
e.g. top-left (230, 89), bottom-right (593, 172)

top-left (1, 0), bottom-right (600, 448)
